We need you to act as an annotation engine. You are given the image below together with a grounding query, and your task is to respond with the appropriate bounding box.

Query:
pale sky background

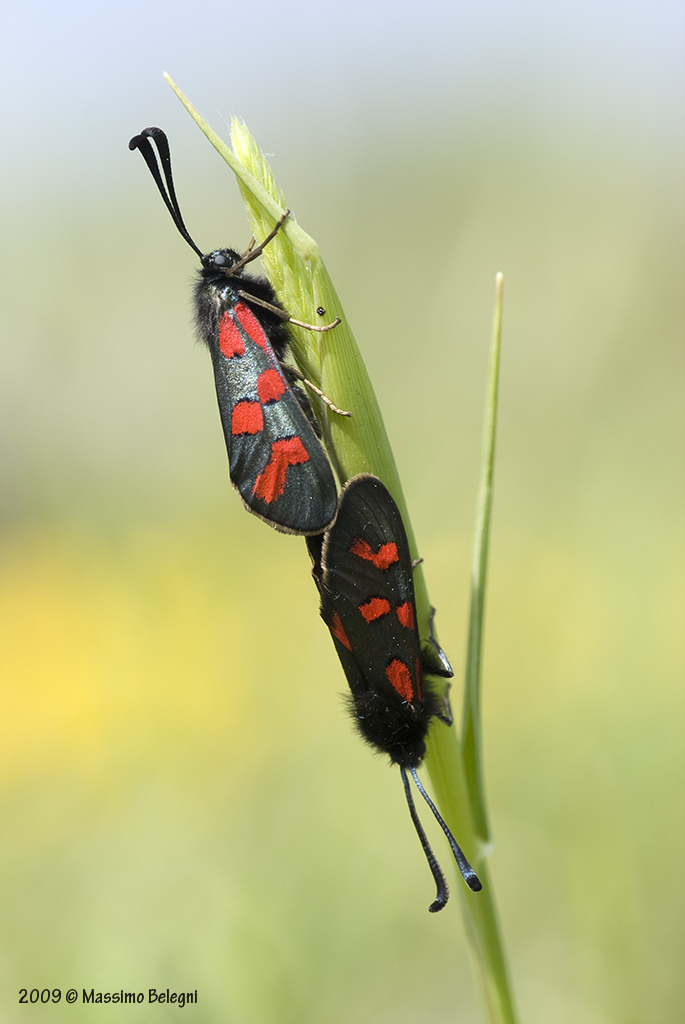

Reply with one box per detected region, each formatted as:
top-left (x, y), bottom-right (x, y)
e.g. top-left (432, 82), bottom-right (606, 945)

top-left (0, 0), bottom-right (682, 191)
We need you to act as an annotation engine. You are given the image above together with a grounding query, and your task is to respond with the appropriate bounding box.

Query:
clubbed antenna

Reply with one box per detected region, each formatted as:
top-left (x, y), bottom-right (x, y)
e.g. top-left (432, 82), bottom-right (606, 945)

top-left (400, 766), bottom-right (482, 912)
top-left (129, 126), bottom-right (204, 260)
top-left (400, 766), bottom-right (450, 912)
top-left (409, 766), bottom-right (482, 893)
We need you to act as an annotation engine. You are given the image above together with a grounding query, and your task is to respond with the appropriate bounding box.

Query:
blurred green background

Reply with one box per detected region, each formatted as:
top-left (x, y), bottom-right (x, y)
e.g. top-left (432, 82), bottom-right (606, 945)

top-left (1, 2), bottom-right (683, 1021)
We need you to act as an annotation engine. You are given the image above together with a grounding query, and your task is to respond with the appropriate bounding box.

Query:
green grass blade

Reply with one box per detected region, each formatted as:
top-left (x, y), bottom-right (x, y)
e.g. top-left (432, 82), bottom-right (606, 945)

top-left (462, 273), bottom-right (504, 845)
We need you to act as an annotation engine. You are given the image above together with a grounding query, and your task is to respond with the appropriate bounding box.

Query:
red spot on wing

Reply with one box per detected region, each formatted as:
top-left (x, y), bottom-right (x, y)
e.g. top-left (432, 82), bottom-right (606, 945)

top-left (219, 311), bottom-right (246, 358)
top-left (359, 597), bottom-right (391, 622)
top-left (257, 368), bottom-right (286, 403)
top-left (232, 401), bottom-right (264, 436)
top-left (386, 659), bottom-right (414, 702)
top-left (331, 611), bottom-right (352, 651)
top-left (396, 602), bottom-right (415, 630)
top-left (252, 437), bottom-right (310, 503)
top-left (235, 302), bottom-right (270, 352)
top-left (350, 539), bottom-right (399, 570)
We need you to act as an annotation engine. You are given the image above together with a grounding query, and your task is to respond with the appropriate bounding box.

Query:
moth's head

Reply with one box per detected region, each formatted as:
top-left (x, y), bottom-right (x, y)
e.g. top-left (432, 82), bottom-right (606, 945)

top-left (200, 248), bottom-right (243, 277)
top-left (350, 690), bottom-right (432, 769)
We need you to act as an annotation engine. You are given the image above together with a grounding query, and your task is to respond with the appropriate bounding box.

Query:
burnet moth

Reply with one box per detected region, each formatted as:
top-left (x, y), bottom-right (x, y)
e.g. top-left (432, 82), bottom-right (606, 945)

top-left (129, 127), bottom-right (344, 535)
top-left (308, 474), bottom-right (482, 912)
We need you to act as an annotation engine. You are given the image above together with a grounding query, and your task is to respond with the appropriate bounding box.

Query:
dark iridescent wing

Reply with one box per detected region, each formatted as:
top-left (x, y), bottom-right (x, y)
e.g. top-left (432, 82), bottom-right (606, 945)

top-left (312, 475), bottom-right (439, 766)
top-left (211, 301), bottom-right (337, 534)
top-left (319, 475), bottom-right (423, 701)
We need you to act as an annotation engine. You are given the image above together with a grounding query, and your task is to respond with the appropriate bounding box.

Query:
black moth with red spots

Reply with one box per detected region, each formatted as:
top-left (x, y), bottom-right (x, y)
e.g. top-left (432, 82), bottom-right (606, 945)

top-left (308, 475), bottom-right (482, 911)
top-left (193, 250), bottom-right (337, 533)
top-left (129, 127), bottom-right (338, 535)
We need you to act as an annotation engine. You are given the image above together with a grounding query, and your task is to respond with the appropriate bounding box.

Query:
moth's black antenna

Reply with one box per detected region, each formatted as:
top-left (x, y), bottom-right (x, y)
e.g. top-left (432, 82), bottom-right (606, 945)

top-left (400, 766), bottom-right (449, 912)
top-left (129, 127), bottom-right (204, 261)
top-left (409, 766), bottom-right (483, 893)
